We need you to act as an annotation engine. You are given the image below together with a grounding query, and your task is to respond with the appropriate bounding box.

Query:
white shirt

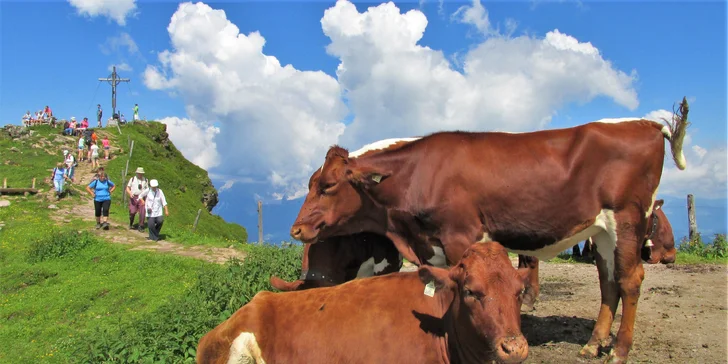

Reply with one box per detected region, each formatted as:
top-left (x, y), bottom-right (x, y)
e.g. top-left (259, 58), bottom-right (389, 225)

top-left (91, 144), bottom-right (99, 156)
top-left (127, 176), bottom-right (149, 197)
top-left (140, 188), bottom-right (167, 218)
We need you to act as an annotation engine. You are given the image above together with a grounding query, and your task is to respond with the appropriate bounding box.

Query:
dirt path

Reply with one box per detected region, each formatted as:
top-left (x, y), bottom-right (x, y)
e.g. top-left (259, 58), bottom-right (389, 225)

top-left (44, 131), bottom-right (246, 264)
top-left (439, 259), bottom-right (726, 364)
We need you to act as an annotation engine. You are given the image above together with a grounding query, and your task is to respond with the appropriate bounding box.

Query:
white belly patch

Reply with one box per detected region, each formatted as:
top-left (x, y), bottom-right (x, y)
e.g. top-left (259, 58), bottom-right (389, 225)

top-left (356, 257), bottom-right (375, 278)
top-left (509, 209), bottom-right (618, 265)
top-left (228, 332), bottom-right (266, 364)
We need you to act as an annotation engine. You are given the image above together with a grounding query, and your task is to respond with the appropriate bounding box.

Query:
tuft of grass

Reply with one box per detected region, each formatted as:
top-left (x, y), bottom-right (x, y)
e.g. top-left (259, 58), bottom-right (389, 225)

top-left (27, 230), bottom-right (100, 263)
top-left (675, 233), bottom-right (728, 264)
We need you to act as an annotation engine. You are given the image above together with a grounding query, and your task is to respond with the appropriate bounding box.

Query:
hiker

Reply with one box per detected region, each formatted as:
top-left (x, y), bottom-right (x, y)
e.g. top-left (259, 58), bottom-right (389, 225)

top-left (96, 104), bottom-right (103, 128)
top-left (86, 170), bottom-right (116, 230)
top-left (50, 162), bottom-right (70, 199)
top-left (63, 150), bottom-right (77, 183)
top-left (125, 167), bottom-right (149, 231)
top-left (139, 179), bottom-right (168, 241)
top-left (133, 103), bottom-right (139, 121)
top-left (102, 135), bottom-right (111, 159)
top-left (89, 141), bottom-right (100, 170)
top-left (77, 133), bottom-right (85, 161)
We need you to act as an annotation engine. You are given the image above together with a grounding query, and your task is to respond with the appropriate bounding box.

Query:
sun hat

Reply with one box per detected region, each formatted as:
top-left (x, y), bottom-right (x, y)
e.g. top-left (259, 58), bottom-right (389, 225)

top-left (150, 179), bottom-right (159, 188)
top-left (71, 116), bottom-right (76, 121)
top-left (63, 150), bottom-right (68, 155)
top-left (135, 167), bottom-right (145, 174)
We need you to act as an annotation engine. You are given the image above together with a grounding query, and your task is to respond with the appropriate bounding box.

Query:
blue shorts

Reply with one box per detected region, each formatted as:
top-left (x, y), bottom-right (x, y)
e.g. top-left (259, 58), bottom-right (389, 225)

top-left (78, 146), bottom-right (84, 150)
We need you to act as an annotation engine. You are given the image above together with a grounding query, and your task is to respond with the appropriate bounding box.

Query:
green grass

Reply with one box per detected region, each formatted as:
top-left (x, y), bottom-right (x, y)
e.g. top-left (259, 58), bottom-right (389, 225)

top-left (0, 199), bottom-right (208, 363)
top-left (1, 122), bottom-right (247, 247)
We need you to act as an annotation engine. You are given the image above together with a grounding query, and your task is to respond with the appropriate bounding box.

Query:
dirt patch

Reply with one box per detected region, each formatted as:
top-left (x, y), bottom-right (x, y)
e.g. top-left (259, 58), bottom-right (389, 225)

top-left (519, 262), bottom-right (728, 363)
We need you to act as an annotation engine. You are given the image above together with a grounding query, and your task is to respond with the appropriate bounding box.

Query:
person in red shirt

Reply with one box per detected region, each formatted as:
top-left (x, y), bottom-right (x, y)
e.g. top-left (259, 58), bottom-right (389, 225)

top-left (81, 117), bottom-right (89, 129)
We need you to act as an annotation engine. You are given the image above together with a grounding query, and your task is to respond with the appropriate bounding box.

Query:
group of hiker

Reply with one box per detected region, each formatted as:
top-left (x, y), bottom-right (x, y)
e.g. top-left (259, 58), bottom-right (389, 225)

top-left (82, 166), bottom-right (169, 242)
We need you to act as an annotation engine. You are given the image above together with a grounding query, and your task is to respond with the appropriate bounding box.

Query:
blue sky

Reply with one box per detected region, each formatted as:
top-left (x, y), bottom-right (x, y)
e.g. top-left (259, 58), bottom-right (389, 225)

top-left (1, 0), bottom-right (726, 244)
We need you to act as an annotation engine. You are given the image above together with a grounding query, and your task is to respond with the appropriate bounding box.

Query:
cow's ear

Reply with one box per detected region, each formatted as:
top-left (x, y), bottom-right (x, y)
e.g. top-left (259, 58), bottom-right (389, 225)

top-left (418, 266), bottom-right (454, 292)
top-left (654, 199), bottom-right (664, 210)
top-left (346, 165), bottom-right (390, 188)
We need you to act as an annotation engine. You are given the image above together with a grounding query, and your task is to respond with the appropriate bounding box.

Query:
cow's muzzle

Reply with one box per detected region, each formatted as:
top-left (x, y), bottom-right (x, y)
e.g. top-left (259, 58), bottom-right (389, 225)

top-left (290, 223), bottom-right (323, 243)
top-left (495, 335), bottom-right (528, 363)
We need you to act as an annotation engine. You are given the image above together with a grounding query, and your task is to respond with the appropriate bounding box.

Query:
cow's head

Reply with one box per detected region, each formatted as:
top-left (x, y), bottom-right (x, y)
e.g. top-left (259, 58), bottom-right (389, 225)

top-left (418, 242), bottom-right (529, 363)
top-left (290, 146), bottom-right (388, 243)
top-left (642, 200), bottom-right (677, 264)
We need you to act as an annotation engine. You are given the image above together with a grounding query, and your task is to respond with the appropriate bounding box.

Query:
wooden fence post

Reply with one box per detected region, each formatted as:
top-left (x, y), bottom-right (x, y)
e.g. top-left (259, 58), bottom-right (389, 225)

top-left (122, 170), bottom-right (127, 207)
top-left (32, 178), bottom-right (36, 189)
top-left (124, 159), bottom-right (130, 179)
top-left (192, 209), bottom-right (202, 233)
top-left (687, 194), bottom-right (697, 241)
top-left (257, 200), bottom-right (263, 245)
top-left (2, 178), bottom-right (6, 189)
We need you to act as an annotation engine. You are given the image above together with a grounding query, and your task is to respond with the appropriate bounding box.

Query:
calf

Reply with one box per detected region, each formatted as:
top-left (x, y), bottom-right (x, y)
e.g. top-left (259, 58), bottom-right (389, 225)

top-left (197, 242), bottom-right (530, 364)
top-left (269, 232), bottom-right (402, 291)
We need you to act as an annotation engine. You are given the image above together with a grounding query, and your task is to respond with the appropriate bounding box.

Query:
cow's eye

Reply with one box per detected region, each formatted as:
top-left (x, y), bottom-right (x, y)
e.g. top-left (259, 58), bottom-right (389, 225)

top-left (320, 182), bottom-right (336, 194)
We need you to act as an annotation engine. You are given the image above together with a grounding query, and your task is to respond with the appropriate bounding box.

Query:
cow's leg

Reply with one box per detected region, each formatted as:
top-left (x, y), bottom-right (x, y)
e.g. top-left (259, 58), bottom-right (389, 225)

top-left (517, 255), bottom-right (540, 312)
top-left (572, 244), bottom-right (582, 257)
top-left (580, 231), bottom-right (619, 359)
top-left (606, 215), bottom-right (646, 364)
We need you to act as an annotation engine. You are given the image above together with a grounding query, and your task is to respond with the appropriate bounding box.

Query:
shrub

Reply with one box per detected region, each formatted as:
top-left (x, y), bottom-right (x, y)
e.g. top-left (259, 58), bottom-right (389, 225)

top-left (75, 243), bottom-right (303, 363)
top-left (678, 233), bottom-right (727, 259)
top-left (26, 230), bottom-right (99, 263)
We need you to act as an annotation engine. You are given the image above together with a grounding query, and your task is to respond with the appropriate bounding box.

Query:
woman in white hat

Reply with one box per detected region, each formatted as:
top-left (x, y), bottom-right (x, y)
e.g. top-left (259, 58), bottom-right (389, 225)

top-left (139, 179), bottom-right (168, 241)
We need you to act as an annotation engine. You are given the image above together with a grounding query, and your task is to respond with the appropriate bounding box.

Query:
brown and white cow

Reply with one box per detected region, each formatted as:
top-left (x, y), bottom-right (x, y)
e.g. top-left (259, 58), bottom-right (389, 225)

top-left (289, 109), bottom-right (690, 363)
top-left (577, 199), bottom-right (677, 265)
top-left (197, 242), bottom-right (530, 364)
top-left (269, 232), bottom-right (402, 291)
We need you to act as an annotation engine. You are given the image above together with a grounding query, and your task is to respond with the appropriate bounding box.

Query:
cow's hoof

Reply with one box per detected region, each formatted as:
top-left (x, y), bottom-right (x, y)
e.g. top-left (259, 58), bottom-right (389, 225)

top-left (579, 344), bottom-right (599, 359)
top-left (604, 349), bottom-right (626, 364)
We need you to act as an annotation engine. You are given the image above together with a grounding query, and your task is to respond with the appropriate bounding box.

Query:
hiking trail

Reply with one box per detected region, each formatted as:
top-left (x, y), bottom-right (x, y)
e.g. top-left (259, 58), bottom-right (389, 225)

top-left (41, 130), bottom-right (247, 264)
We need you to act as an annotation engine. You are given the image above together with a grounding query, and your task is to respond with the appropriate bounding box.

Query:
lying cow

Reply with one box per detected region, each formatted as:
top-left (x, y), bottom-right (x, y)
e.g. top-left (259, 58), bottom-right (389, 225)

top-left (290, 106), bottom-right (691, 363)
top-left (197, 242), bottom-right (530, 364)
top-left (576, 199), bottom-right (677, 265)
top-left (269, 232), bottom-right (402, 291)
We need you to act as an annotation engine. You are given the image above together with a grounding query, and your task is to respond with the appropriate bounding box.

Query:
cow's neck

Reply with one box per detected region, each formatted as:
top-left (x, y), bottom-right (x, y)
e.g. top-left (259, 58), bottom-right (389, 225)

top-left (443, 305), bottom-right (493, 363)
top-left (354, 150), bottom-right (417, 207)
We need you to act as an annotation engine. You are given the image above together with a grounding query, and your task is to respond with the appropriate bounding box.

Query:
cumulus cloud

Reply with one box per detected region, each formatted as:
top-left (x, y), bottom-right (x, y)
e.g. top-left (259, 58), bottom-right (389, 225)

top-left (158, 116), bottom-right (221, 170)
top-left (145, 2), bottom-right (347, 200)
top-left (146, 0), bottom-right (641, 200)
top-left (68, 0), bottom-right (137, 26)
top-left (323, 0), bottom-right (639, 147)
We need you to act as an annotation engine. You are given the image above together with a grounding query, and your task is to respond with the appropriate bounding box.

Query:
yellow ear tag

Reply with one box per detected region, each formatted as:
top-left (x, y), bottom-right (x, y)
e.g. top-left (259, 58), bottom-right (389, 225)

top-left (371, 174), bottom-right (382, 183)
top-left (424, 280), bottom-right (436, 297)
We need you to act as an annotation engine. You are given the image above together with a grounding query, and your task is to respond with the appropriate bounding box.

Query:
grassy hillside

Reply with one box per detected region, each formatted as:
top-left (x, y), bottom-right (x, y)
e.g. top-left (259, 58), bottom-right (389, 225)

top-left (0, 122), bottom-right (246, 246)
top-left (1, 121), bottom-right (302, 363)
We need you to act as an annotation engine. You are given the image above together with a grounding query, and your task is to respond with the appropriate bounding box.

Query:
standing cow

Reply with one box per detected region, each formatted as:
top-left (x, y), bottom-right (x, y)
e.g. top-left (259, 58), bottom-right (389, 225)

top-left (197, 242), bottom-right (530, 364)
top-left (269, 232), bottom-right (402, 291)
top-left (289, 106), bottom-right (690, 363)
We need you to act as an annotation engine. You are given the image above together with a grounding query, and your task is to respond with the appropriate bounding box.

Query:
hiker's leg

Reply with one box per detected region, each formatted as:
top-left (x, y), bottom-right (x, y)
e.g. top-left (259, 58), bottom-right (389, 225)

top-left (128, 198), bottom-right (138, 227)
top-left (148, 216), bottom-right (159, 240)
top-left (101, 200), bottom-right (111, 224)
top-left (139, 200), bottom-right (146, 227)
top-left (156, 216), bottom-right (165, 239)
top-left (94, 200), bottom-right (102, 227)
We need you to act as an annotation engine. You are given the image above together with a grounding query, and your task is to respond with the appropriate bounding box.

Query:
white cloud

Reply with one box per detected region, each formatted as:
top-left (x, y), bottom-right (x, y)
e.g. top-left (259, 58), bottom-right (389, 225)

top-left (146, 0), bottom-right (641, 200)
top-left (323, 0), bottom-right (639, 147)
top-left (218, 180), bottom-right (234, 193)
top-left (68, 0), bottom-right (137, 26)
top-left (145, 2), bottom-right (347, 200)
top-left (452, 0), bottom-right (493, 35)
top-left (108, 62), bottom-right (132, 72)
top-left (659, 144), bottom-right (726, 200)
top-left (157, 116), bottom-right (221, 170)
top-left (100, 32), bottom-right (139, 55)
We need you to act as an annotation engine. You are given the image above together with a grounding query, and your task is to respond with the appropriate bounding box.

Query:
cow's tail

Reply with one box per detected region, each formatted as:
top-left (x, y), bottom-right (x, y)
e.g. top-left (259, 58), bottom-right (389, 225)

top-left (651, 96), bottom-right (690, 170)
